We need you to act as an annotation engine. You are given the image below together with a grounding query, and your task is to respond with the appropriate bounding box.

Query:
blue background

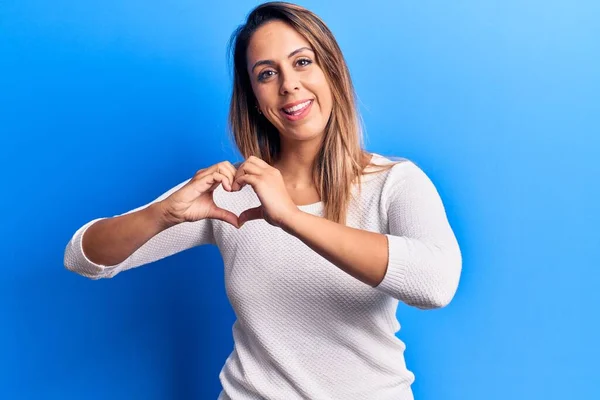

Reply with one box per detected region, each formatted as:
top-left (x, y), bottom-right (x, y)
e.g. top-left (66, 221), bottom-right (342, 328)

top-left (1, 1), bottom-right (598, 399)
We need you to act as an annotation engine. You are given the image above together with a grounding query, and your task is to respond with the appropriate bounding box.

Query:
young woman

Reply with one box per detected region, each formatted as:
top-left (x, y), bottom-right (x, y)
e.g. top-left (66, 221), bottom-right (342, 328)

top-left (64, 2), bottom-right (462, 399)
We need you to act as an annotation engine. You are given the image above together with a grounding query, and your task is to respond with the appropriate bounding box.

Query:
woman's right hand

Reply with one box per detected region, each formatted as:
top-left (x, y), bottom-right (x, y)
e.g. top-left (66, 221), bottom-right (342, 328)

top-left (158, 161), bottom-right (240, 228)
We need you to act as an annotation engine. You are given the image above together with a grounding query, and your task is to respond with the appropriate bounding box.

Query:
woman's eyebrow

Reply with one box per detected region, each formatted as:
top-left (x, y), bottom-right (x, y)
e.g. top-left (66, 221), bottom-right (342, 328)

top-left (251, 47), bottom-right (314, 73)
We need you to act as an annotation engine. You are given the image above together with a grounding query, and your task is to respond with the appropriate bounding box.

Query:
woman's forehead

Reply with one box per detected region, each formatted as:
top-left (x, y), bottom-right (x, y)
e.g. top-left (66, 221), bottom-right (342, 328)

top-left (247, 21), bottom-right (311, 62)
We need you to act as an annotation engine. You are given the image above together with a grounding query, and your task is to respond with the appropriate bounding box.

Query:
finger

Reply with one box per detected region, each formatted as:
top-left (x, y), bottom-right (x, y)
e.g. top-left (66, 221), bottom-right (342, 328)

top-left (240, 162), bottom-right (263, 176)
top-left (208, 206), bottom-right (240, 228)
top-left (239, 205), bottom-right (264, 226)
top-left (233, 163), bottom-right (262, 191)
top-left (231, 159), bottom-right (262, 190)
top-left (213, 169), bottom-right (234, 192)
top-left (233, 174), bottom-right (258, 191)
top-left (232, 162), bottom-right (247, 191)
top-left (217, 171), bottom-right (234, 192)
top-left (197, 171), bottom-right (230, 193)
top-left (246, 155), bottom-right (270, 169)
top-left (221, 161), bottom-right (238, 180)
top-left (194, 164), bottom-right (222, 184)
top-left (194, 167), bottom-right (214, 180)
top-left (196, 162), bottom-right (233, 180)
top-left (220, 166), bottom-right (237, 192)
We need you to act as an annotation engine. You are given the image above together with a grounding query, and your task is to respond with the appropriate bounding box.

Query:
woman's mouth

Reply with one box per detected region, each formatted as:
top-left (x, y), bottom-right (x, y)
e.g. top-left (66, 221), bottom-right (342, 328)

top-left (280, 99), bottom-right (313, 121)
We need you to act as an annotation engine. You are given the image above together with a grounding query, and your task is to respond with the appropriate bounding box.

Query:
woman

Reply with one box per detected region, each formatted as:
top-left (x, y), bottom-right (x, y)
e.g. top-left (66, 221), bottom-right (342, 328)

top-left (64, 2), bottom-right (462, 399)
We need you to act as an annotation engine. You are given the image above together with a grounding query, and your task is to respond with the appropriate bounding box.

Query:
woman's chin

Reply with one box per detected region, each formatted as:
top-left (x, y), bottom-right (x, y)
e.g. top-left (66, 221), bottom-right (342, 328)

top-left (280, 128), bottom-right (324, 142)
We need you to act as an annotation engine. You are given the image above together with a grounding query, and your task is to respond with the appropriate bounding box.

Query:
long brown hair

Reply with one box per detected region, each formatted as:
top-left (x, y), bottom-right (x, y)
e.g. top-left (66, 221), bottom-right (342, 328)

top-left (227, 1), bottom-right (400, 224)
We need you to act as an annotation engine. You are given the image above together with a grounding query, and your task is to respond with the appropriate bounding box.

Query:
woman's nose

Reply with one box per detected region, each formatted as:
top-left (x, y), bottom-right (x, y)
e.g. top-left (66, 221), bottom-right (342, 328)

top-left (279, 71), bottom-right (300, 95)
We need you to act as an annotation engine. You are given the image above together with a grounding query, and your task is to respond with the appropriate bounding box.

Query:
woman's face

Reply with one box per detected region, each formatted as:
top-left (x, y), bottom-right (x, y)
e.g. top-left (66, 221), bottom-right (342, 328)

top-left (246, 20), bottom-right (333, 142)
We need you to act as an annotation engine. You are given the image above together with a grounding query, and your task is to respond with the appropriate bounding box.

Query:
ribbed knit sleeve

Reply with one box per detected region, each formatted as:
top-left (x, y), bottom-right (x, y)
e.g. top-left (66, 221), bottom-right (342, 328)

top-left (373, 161), bottom-right (462, 309)
top-left (63, 178), bottom-right (215, 279)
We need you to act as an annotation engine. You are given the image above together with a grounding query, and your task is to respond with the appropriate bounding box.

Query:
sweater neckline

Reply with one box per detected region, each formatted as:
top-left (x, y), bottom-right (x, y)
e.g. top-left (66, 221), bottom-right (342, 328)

top-left (294, 153), bottom-right (388, 213)
top-left (296, 201), bottom-right (324, 212)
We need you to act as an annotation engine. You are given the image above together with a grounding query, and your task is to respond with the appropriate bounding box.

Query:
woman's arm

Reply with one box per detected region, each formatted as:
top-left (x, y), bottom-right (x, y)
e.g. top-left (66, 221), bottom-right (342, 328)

top-left (64, 178), bottom-right (215, 279)
top-left (80, 202), bottom-right (177, 266)
top-left (282, 161), bottom-right (462, 309)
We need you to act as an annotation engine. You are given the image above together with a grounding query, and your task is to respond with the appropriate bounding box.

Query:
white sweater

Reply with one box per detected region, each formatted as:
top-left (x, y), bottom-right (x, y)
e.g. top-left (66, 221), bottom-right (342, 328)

top-left (64, 153), bottom-right (462, 400)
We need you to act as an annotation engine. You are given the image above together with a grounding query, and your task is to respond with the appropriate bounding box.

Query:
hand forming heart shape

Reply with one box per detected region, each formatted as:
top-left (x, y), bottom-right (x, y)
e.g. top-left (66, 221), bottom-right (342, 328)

top-left (159, 156), bottom-right (300, 230)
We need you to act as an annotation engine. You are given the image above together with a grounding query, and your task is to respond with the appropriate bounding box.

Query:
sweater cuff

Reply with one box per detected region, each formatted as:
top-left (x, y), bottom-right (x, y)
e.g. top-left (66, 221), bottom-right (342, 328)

top-left (373, 234), bottom-right (411, 297)
top-left (66, 218), bottom-right (117, 279)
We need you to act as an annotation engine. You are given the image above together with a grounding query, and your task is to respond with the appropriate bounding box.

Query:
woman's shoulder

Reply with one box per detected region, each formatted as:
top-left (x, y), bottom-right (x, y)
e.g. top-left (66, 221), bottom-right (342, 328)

top-left (369, 152), bottom-right (411, 165)
top-left (363, 152), bottom-right (417, 179)
top-left (363, 153), bottom-right (440, 199)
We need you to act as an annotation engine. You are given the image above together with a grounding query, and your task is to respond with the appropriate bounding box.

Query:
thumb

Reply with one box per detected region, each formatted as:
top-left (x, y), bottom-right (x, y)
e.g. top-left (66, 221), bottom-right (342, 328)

top-left (238, 206), bottom-right (264, 227)
top-left (207, 207), bottom-right (240, 228)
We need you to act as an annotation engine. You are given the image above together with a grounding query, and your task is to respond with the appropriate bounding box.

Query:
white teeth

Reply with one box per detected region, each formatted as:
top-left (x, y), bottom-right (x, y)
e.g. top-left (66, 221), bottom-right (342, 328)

top-left (284, 100), bottom-right (311, 113)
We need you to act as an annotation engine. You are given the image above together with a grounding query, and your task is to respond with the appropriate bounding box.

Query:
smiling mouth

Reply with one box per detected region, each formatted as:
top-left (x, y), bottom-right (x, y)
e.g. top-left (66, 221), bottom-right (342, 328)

top-left (281, 100), bottom-right (313, 115)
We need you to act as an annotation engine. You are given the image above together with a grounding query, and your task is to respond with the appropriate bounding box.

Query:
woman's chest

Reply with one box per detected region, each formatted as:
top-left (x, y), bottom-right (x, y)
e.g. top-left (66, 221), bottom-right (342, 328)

top-left (215, 221), bottom-right (382, 322)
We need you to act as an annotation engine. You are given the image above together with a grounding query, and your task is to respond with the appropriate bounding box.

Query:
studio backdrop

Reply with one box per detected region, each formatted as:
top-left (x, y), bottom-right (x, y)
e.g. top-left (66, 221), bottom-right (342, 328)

top-left (1, 1), bottom-right (598, 399)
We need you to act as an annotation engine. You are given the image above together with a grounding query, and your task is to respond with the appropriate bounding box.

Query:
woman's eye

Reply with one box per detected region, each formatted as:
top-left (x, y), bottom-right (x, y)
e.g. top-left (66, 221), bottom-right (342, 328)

top-left (257, 59), bottom-right (311, 81)
top-left (297, 58), bottom-right (312, 67)
top-left (258, 70), bottom-right (275, 81)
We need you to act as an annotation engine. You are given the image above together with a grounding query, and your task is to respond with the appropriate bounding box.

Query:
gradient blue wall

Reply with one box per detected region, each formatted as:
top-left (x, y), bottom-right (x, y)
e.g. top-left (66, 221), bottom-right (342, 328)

top-left (1, 1), bottom-right (598, 399)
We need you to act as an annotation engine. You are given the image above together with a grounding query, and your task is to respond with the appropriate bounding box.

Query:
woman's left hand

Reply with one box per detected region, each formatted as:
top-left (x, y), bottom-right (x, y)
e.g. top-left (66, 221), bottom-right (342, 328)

top-left (232, 156), bottom-right (299, 229)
